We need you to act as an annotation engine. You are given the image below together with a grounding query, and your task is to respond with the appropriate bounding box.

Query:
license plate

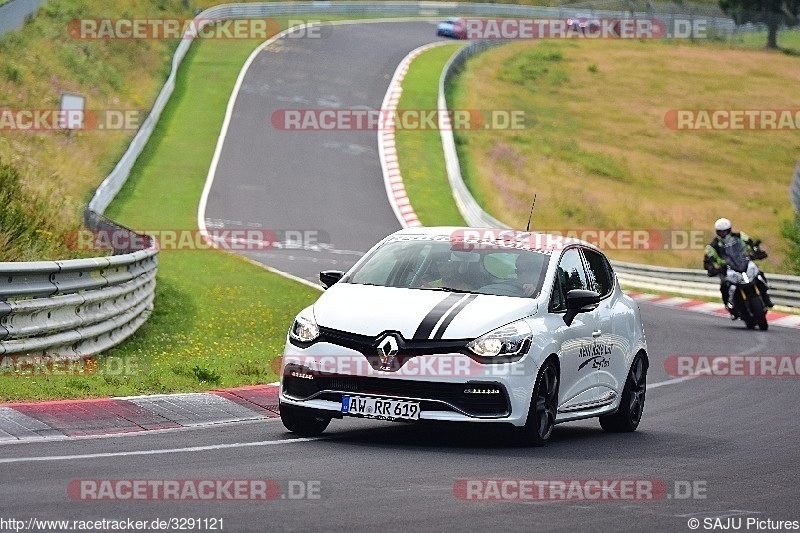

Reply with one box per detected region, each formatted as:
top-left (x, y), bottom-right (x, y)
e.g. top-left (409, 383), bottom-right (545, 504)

top-left (341, 395), bottom-right (420, 421)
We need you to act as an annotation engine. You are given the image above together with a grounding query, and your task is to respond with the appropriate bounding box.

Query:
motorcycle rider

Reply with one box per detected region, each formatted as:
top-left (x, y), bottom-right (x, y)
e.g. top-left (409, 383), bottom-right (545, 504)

top-left (703, 218), bottom-right (773, 318)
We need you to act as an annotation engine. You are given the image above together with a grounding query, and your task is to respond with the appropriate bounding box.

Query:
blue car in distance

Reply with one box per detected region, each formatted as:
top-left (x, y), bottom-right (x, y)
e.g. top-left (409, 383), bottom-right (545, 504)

top-left (437, 18), bottom-right (467, 39)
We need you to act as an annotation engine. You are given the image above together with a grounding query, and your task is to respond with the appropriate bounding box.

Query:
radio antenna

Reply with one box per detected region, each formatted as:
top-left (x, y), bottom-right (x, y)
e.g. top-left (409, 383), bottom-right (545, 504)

top-left (525, 194), bottom-right (537, 232)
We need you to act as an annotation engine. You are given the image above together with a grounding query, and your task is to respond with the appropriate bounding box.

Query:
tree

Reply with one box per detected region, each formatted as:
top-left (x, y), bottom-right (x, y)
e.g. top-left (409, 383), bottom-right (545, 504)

top-left (719, 0), bottom-right (799, 48)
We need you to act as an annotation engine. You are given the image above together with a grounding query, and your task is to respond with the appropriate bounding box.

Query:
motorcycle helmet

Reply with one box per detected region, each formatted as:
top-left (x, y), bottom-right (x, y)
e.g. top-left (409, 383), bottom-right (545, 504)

top-left (714, 218), bottom-right (732, 238)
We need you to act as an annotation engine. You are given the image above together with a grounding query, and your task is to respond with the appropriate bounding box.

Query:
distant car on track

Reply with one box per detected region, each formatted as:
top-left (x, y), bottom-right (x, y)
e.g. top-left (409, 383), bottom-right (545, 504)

top-left (279, 227), bottom-right (649, 446)
top-left (566, 14), bottom-right (602, 34)
top-left (437, 17), bottom-right (467, 39)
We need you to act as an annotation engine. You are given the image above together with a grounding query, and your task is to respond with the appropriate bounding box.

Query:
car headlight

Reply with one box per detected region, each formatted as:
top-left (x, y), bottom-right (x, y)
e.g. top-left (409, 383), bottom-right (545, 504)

top-left (467, 320), bottom-right (532, 357)
top-left (289, 309), bottom-right (320, 343)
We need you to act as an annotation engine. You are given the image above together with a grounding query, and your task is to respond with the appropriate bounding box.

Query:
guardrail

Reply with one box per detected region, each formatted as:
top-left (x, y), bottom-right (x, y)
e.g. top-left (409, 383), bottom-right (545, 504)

top-left (611, 261), bottom-right (800, 308)
top-left (0, 214), bottom-right (157, 358)
top-left (438, 40), bottom-right (800, 308)
top-left (438, 39), bottom-right (508, 229)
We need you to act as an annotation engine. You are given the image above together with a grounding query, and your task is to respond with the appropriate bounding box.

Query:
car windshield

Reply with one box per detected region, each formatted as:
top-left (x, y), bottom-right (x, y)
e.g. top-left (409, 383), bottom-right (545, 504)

top-left (346, 237), bottom-right (550, 298)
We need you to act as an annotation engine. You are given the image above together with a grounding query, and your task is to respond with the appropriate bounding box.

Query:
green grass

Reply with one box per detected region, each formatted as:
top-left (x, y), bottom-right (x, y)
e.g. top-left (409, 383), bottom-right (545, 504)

top-left (394, 43), bottom-right (467, 227)
top-left (0, 160), bottom-right (92, 261)
top-left (736, 29), bottom-right (800, 52)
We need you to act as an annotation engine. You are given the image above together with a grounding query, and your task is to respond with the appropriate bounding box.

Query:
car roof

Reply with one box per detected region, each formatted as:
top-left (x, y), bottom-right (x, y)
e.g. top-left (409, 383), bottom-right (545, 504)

top-left (389, 226), bottom-right (598, 255)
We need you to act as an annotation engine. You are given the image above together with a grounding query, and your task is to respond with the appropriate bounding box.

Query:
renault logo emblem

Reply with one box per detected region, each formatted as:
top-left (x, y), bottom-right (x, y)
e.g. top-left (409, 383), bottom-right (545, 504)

top-left (376, 335), bottom-right (400, 370)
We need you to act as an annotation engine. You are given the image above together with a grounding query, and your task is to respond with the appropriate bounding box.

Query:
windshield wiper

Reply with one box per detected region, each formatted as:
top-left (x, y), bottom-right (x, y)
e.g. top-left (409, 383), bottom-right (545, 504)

top-left (426, 286), bottom-right (473, 293)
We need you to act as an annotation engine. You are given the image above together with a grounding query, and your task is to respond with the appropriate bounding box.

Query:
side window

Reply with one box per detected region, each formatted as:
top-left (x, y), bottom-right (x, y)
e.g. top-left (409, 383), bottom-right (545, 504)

top-left (549, 248), bottom-right (589, 312)
top-left (582, 248), bottom-right (613, 296)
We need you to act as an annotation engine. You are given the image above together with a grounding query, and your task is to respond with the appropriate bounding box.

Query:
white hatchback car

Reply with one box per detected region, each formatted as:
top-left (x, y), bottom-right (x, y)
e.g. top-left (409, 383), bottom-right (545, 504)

top-left (279, 227), bottom-right (648, 446)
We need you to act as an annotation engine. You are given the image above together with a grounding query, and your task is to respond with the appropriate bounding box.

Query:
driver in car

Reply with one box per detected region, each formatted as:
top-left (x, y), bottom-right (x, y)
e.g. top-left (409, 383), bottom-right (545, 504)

top-left (425, 252), bottom-right (476, 291)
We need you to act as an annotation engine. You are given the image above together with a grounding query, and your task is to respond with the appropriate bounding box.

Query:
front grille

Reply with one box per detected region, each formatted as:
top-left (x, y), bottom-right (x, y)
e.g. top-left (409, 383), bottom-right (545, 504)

top-left (296, 326), bottom-right (470, 356)
top-left (283, 372), bottom-right (510, 418)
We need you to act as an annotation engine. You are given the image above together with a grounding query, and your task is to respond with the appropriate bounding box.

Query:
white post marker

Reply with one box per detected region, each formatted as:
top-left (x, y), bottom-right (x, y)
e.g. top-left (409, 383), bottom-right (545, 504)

top-left (60, 92), bottom-right (86, 138)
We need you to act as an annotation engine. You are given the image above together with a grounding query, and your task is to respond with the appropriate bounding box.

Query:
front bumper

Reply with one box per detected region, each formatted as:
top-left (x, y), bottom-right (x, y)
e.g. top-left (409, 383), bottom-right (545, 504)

top-left (279, 340), bottom-right (537, 426)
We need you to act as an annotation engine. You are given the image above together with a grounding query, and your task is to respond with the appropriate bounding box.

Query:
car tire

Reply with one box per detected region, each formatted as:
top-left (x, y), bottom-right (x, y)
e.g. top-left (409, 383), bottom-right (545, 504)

top-left (280, 403), bottom-right (331, 436)
top-left (518, 359), bottom-right (559, 447)
top-left (599, 353), bottom-right (647, 433)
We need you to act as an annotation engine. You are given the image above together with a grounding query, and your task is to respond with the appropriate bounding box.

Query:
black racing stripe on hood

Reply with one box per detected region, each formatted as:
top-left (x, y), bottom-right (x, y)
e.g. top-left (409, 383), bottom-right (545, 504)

top-left (412, 293), bottom-right (464, 340)
top-left (432, 294), bottom-right (478, 340)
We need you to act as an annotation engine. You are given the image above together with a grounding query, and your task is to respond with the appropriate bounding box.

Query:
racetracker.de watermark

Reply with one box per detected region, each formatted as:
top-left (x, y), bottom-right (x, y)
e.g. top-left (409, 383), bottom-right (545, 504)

top-left (664, 109), bottom-right (800, 130)
top-left (0, 109), bottom-right (144, 131)
top-left (453, 479), bottom-right (708, 501)
top-left (448, 228), bottom-right (709, 252)
top-left (665, 356), bottom-right (800, 377)
top-left (450, 17), bottom-right (707, 39)
top-left (67, 18), bottom-right (331, 40)
top-left (0, 355), bottom-right (137, 377)
top-left (270, 109), bottom-right (528, 131)
top-left (282, 355), bottom-right (527, 378)
top-left (67, 479), bottom-right (325, 501)
top-left (66, 229), bottom-right (330, 252)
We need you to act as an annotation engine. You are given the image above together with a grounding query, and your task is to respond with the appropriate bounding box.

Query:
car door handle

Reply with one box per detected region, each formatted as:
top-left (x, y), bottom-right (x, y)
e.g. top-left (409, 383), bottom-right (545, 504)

top-left (592, 330), bottom-right (602, 338)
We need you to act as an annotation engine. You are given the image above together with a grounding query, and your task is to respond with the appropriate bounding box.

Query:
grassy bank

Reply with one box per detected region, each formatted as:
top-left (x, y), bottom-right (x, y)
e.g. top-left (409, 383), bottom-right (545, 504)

top-left (448, 36), bottom-right (800, 272)
top-left (0, 0), bottom-right (210, 261)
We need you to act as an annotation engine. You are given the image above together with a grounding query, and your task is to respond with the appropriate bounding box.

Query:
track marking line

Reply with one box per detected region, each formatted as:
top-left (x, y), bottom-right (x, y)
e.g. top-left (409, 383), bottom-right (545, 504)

top-left (0, 436), bottom-right (323, 464)
top-left (648, 336), bottom-right (769, 389)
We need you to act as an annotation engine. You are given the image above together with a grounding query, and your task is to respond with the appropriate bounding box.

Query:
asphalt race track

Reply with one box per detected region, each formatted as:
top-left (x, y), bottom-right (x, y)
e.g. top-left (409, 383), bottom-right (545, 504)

top-left (2, 305), bottom-right (799, 531)
top-left (2, 21), bottom-right (798, 533)
top-left (203, 21), bottom-right (452, 282)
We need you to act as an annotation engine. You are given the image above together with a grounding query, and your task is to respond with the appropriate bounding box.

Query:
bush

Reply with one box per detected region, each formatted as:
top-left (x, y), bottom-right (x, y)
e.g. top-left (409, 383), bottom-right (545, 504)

top-left (0, 160), bottom-right (84, 261)
top-left (3, 63), bottom-right (21, 83)
top-left (781, 215), bottom-right (800, 274)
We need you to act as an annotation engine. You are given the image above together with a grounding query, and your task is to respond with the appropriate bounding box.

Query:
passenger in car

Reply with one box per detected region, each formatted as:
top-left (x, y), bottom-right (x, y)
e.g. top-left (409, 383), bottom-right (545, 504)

top-left (513, 253), bottom-right (547, 297)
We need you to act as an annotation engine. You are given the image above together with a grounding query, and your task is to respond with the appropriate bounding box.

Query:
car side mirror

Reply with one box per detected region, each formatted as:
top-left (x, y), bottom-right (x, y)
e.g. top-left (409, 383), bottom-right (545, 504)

top-left (320, 270), bottom-right (345, 289)
top-left (563, 289), bottom-right (601, 326)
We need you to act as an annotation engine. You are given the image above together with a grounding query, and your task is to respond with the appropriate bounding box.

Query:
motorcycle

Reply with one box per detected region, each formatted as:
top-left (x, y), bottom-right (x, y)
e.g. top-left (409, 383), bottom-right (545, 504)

top-left (725, 259), bottom-right (769, 331)
top-left (707, 239), bottom-right (771, 331)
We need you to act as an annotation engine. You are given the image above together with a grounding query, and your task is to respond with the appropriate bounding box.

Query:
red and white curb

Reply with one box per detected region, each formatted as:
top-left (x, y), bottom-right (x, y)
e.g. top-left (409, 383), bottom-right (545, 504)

top-left (627, 291), bottom-right (800, 328)
top-left (0, 384), bottom-right (280, 442)
top-left (379, 41), bottom-right (453, 229)
top-left (4, 291), bottom-right (797, 442)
